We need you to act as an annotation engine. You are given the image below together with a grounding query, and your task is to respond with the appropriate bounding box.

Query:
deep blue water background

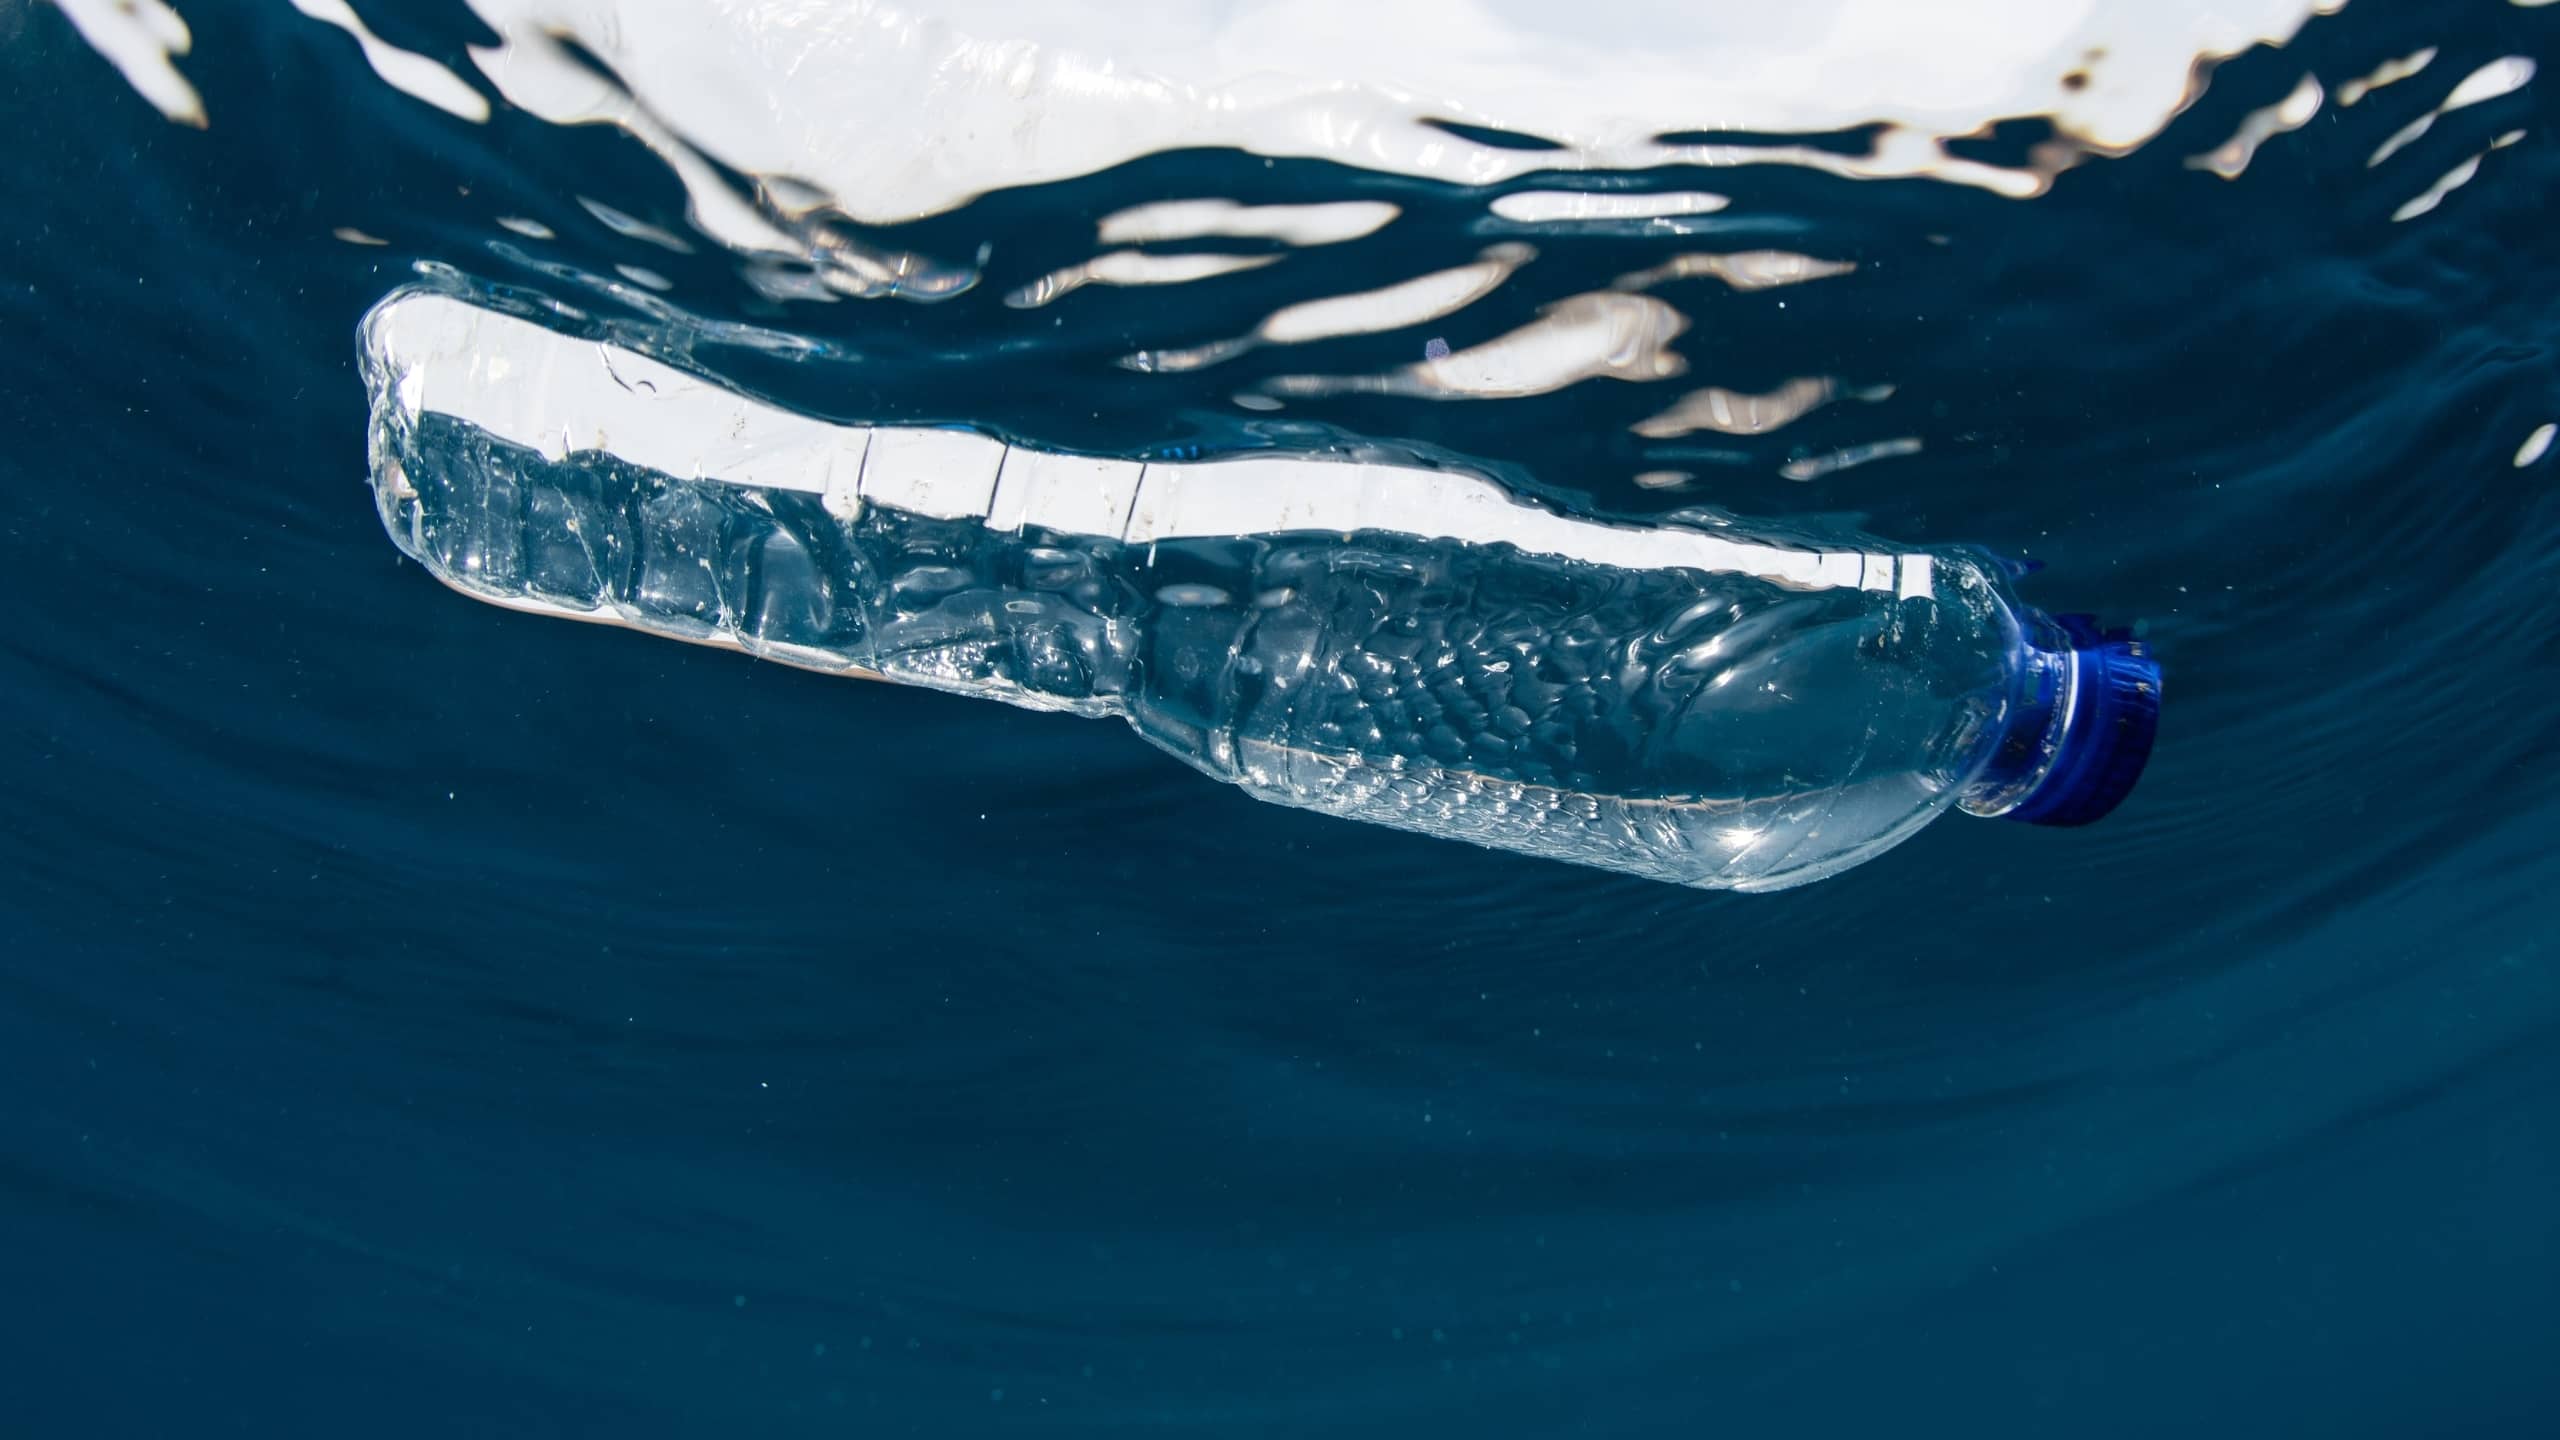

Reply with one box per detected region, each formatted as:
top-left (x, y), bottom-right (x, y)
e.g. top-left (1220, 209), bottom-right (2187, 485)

top-left (4, 1), bottom-right (2558, 1434)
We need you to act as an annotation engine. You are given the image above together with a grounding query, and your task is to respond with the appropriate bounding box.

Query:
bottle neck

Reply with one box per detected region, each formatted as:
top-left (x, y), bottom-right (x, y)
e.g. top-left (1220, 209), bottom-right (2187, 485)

top-left (1957, 631), bottom-right (2079, 820)
top-left (1960, 610), bottom-right (2163, 827)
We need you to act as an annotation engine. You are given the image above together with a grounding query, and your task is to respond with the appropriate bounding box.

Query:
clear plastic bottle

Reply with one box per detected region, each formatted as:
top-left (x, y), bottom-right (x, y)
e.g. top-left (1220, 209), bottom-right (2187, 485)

top-left (362, 290), bottom-right (2160, 891)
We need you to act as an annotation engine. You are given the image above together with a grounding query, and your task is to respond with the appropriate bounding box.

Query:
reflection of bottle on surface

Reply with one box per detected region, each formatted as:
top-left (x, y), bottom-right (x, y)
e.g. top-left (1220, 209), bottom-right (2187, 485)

top-left (364, 291), bottom-right (2159, 891)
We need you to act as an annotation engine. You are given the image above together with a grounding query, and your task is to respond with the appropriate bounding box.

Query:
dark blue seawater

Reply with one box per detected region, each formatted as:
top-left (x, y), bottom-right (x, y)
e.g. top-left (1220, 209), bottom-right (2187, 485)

top-left (5, 1), bottom-right (2557, 1434)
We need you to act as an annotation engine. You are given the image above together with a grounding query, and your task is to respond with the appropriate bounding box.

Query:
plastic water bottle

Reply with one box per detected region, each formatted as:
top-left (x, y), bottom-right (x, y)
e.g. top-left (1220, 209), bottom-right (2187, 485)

top-left (361, 290), bottom-right (2160, 891)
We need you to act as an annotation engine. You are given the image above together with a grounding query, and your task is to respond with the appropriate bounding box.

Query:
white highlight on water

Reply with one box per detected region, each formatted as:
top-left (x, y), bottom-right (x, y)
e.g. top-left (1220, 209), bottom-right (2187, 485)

top-left (2369, 57), bottom-right (2536, 168)
top-left (2515, 423), bottom-right (2556, 468)
top-left (64, 0), bottom-right (2362, 217)
top-left (288, 0), bottom-right (491, 122)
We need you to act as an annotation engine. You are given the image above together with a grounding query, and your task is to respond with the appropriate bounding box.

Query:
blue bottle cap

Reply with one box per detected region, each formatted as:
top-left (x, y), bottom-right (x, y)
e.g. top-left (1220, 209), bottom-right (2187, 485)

top-left (2002, 617), bottom-right (2162, 827)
